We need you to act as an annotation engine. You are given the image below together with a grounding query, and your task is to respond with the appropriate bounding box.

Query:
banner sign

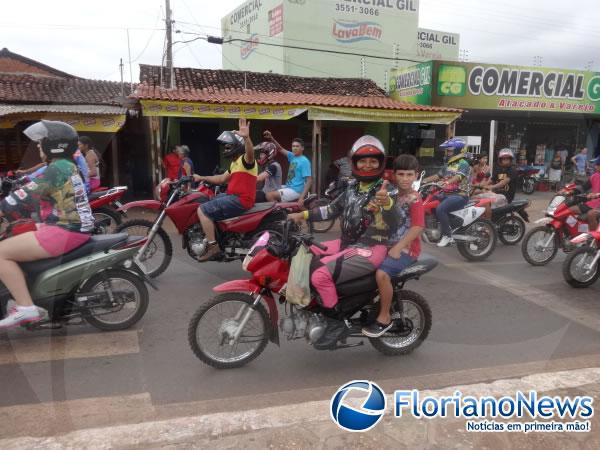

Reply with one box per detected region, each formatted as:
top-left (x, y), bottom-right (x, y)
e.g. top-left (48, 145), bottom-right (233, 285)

top-left (0, 113), bottom-right (126, 132)
top-left (307, 105), bottom-right (460, 125)
top-left (433, 61), bottom-right (600, 114)
top-left (389, 61), bottom-right (433, 105)
top-left (417, 28), bottom-right (459, 60)
top-left (141, 100), bottom-right (306, 120)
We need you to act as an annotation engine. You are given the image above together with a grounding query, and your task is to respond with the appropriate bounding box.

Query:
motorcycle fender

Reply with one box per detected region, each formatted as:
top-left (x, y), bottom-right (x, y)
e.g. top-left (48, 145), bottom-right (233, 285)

top-left (213, 281), bottom-right (280, 345)
top-left (534, 217), bottom-right (552, 225)
top-left (117, 200), bottom-right (161, 213)
top-left (517, 209), bottom-right (530, 222)
top-left (451, 206), bottom-right (485, 227)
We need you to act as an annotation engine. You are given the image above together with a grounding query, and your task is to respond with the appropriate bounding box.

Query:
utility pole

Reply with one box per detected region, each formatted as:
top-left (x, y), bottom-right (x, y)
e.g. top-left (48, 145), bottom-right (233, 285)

top-left (119, 58), bottom-right (124, 98)
top-left (165, 0), bottom-right (174, 88)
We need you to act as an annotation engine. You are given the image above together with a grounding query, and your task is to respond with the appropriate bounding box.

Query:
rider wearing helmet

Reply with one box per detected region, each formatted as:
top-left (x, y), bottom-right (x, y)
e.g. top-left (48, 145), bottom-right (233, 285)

top-left (289, 136), bottom-right (424, 346)
top-left (254, 141), bottom-right (282, 203)
top-left (0, 120), bottom-right (94, 328)
top-left (423, 138), bottom-right (472, 247)
top-left (192, 119), bottom-right (256, 262)
top-left (571, 155), bottom-right (600, 230)
top-left (486, 148), bottom-right (518, 203)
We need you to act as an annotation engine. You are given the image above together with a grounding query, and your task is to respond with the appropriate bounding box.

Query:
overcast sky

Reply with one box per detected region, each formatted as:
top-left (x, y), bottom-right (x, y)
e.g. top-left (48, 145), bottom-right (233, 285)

top-left (1, 0), bottom-right (600, 82)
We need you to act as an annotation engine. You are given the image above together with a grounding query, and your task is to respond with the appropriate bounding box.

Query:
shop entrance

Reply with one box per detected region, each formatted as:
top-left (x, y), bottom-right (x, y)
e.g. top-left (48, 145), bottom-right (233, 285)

top-left (180, 121), bottom-right (221, 175)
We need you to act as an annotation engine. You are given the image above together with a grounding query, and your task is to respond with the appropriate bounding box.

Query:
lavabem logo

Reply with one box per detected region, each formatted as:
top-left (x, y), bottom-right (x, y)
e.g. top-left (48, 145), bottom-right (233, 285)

top-left (332, 20), bottom-right (382, 43)
top-left (330, 380), bottom-right (386, 432)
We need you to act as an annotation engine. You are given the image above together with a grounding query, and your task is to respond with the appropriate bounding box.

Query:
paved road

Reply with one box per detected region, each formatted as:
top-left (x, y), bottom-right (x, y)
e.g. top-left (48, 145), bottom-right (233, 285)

top-left (3, 191), bottom-right (600, 438)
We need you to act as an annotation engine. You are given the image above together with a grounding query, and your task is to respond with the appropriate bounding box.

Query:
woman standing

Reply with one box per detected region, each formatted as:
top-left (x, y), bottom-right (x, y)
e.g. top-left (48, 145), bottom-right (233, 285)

top-left (78, 136), bottom-right (101, 190)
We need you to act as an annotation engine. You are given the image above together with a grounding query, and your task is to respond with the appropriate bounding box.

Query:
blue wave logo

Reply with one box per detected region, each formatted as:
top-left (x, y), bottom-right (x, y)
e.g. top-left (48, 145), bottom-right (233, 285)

top-left (330, 380), bottom-right (386, 432)
top-left (332, 20), bottom-right (383, 43)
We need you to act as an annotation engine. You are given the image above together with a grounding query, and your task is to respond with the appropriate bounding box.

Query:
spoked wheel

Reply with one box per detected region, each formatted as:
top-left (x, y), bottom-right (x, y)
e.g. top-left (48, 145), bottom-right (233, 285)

top-left (369, 290), bottom-right (432, 355)
top-left (456, 219), bottom-right (497, 261)
top-left (115, 219), bottom-right (173, 278)
top-left (81, 269), bottom-right (149, 331)
top-left (92, 207), bottom-right (122, 234)
top-left (188, 293), bottom-right (270, 369)
top-left (563, 246), bottom-right (600, 288)
top-left (522, 225), bottom-right (559, 266)
top-left (497, 215), bottom-right (527, 245)
top-left (309, 199), bottom-right (335, 233)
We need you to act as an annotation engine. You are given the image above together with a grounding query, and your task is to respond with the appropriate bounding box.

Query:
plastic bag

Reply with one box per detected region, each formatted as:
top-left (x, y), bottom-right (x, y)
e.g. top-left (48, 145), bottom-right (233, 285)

top-left (286, 244), bottom-right (313, 306)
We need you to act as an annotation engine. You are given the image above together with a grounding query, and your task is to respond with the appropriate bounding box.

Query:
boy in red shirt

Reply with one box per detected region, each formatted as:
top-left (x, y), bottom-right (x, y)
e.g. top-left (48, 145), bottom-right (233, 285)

top-left (363, 154), bottom-right (425, 337)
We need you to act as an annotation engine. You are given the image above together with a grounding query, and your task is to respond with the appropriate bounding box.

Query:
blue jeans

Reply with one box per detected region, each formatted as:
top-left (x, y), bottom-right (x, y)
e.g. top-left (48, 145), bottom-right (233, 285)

top-left (200, 193), bottom-right (246, 222)
top-left (436, 194), bottom-right (468, 237)
top-left (378, 253), bottom-right (417, 277)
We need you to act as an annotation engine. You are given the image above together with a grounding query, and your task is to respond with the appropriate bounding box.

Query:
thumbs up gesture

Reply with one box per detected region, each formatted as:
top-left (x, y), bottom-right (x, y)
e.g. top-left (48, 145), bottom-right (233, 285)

top-left (375, 180), bottom-right (390, 206)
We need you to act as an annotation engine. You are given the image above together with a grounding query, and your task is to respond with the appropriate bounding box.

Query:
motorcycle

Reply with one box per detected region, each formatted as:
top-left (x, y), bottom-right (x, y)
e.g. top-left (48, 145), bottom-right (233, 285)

top-left (0, 227), bottom-right (156, 331)
top-left (521, 187), bottom-right (591, 266)
top-left (116, 177), bottom-right (291, 278)
top-left (88, 186), bottom-right (129, 233)
top-left (491, 199), bottom-right (530, 245)
top-left (562, 223), bottom-right (600, 288)
top-left (417, 182), bottom-right (497, 261)
top-left (517, 166), bottom-right (541, 195)
top-left (187, 222), bottom-right (435, 369)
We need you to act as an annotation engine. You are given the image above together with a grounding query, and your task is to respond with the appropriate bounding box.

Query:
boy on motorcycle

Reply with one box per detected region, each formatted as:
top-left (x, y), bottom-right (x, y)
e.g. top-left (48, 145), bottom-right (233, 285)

top-left (289, 136), bottom-right (407, 346)
top-left (192, 118), bottom-right (256, 262)
top-left (0, 121), bottom-right (94, 328)
top-left (423, 138), bottom-right (471, 247)
top-left (363, 154), bottom-right (424, 338)
top-left (254, 141), bottom-right (282, 203)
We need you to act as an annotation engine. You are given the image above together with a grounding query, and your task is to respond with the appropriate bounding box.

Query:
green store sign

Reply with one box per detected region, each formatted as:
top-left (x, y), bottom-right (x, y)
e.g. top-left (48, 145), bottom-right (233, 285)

top-left (432, 62), bottom-right (600, 114)
top-left (389, 61), bottom-right (433, 105)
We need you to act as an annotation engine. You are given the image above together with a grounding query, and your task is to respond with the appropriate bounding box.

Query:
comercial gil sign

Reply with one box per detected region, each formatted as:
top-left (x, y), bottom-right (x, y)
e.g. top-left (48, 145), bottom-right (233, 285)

top-left (332, 21), bottom-right (382, 43)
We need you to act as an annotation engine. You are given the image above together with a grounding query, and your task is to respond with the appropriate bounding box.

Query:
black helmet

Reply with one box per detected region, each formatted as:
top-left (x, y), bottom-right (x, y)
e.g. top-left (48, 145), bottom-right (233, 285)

top-left (217, 131), bottom-right (245, 158)
top-left (23, 120), bottom-right (78, 160)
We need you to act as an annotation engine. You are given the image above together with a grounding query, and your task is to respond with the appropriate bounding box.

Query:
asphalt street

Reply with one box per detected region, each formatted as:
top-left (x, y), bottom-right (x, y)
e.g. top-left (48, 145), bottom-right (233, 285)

top-left (3, 192), bottom-right (600, 438)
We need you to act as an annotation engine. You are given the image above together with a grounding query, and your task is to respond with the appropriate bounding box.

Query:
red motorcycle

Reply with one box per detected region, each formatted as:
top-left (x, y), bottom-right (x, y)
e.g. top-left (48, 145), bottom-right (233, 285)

top-left (417, 180), bottom-right (497, 261)
top-left (88, 186), bottom-right (128, 232)
top-left (521, 184), bottom-right (591, 266)
top-left (187, 222), bottom-right (435, 369)
top-left (116, 177), bottom-right (295, 278)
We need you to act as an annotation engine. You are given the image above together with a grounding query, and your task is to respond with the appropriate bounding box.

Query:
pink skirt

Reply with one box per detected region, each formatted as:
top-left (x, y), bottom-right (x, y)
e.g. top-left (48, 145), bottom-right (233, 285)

top-left (34, 224), bottom-right (90, 257)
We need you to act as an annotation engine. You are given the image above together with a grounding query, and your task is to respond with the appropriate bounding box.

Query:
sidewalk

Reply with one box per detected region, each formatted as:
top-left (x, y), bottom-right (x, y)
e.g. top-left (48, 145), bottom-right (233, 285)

top-left (2, 367), bottom-right (599, 449)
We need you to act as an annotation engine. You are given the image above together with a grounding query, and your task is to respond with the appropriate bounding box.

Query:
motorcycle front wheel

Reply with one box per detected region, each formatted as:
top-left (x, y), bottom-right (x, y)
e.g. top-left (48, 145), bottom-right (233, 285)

top-left (115, 219), bottom-right (173, 278)
top-left (81, 269), bottom-right (149, 331)
top-left (497, 215), bottom-right (527, 245)
top-left (521, 225), bottom-right (559, 266)
top-left (188, 293), bottom-right (270, 369)
top-left (456, 218), bottom-right (497, 261)
top-left (562, 246), bottom-right (600, 288)
top-left (369, 290), bottom-right (432, 356)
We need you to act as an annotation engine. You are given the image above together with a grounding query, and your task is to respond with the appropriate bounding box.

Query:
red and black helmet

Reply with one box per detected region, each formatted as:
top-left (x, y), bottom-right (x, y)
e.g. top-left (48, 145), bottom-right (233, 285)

top-left (350, 135), bottom-right (386, 182)
top-left (255, 141), bottom-right (277, 167)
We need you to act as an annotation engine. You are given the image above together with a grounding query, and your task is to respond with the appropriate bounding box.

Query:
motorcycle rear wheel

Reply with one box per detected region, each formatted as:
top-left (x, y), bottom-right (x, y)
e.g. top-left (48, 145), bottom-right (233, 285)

top-left (81, 269), bottom-right (149, 331)
top-left (369, 290), bottom-right (432, 356)
top-left (497, 215), bottom-right (526, 245)
top-left (115, 219), bottom-right (173, 278)
top-left (456, 219), bottom-right (497, 261)
top-left (188, 293), bottom-right (270, 369)
top-left (92, 206), bottom-right (122, 234)
top-left (562, 246), bottom-right (600, 288)
top-left (521, 225), bottom-right (559, 266)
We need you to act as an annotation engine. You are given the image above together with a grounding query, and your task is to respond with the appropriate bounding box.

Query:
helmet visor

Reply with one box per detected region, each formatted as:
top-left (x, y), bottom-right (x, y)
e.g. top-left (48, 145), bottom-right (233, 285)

top-left (23, 121), bottom-right (49, 142)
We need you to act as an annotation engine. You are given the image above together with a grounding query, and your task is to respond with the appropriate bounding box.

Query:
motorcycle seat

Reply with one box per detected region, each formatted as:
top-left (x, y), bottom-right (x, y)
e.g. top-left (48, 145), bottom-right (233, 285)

top-left (20, 233), bottom-right (130, 275)
top-left (391, 255), bottom-right (438, 284)
top-left (239, 202), bottom-right (275, 216)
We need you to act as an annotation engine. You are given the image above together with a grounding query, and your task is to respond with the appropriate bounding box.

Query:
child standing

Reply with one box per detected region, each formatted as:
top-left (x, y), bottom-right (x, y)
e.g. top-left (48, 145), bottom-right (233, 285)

top-left (362, 154), bottom-right (425, 338)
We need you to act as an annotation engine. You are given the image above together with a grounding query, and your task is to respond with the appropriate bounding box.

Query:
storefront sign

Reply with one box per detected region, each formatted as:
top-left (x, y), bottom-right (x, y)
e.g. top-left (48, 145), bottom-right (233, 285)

top-left (433, 61), bottom-right (600, 114)
top-left (141, 100), bottom-right (306, 120)
top-left (416, 28), bottom-right (459, 60)
top-left (332, 20), bottom-right (382, 43)
top-left (389, 61), bottom-right (433, 105)
top-left (0, 113), bottom-right (126, 132)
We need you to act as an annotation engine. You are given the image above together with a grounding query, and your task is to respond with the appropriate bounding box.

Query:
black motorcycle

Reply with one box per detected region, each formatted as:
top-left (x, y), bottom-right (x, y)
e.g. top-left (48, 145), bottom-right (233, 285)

top-left (492, 199), bottom-right (530, 245)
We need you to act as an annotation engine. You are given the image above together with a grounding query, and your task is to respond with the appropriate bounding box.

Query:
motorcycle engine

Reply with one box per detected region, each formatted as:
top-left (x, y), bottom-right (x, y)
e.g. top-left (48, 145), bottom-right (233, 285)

top-left (424, 215), bottom-right (441, 242)
top-left (280, 308), bottom-right (327, 343)
top-left (185, 225), bottom-right (207, 258)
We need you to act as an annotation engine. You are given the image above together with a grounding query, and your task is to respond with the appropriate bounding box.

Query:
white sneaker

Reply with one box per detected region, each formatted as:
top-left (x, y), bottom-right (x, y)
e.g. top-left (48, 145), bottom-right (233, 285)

top-left (437, 236), bottom-right (454, 247)
top-left (0, 306), bottom-right (41, 329)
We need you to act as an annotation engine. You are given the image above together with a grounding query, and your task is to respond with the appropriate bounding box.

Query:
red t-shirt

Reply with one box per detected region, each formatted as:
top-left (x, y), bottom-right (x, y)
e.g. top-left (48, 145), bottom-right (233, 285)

top-left (163, 152), bottom-right (181, 180)
top-left (226, 155), bottom-right (258, 209)
top-left (387, 191), bottom-right (425, 258)
top-left (586, 172), bottom-right (600, 208)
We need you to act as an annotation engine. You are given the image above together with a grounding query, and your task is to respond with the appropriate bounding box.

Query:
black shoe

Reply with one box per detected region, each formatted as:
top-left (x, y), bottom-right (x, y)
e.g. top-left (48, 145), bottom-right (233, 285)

top-left (362, 320), bottom-right (393, 338)
top-left (314, 318), bottom-right (347, 350)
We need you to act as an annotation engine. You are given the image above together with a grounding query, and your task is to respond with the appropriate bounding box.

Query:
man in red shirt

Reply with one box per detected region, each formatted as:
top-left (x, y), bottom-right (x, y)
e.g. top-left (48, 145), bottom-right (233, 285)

top-left (193, 119), bottom-right (256, 261)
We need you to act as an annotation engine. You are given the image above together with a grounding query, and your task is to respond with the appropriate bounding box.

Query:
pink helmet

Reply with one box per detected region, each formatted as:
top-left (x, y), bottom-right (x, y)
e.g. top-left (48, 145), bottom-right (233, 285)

top-left (255, 141), bottom-right (277, 167)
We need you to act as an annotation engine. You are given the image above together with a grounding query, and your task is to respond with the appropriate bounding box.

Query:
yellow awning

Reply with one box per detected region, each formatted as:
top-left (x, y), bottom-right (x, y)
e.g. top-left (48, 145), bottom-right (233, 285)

top-left (0, 112), bottom-right (126, 132)
top-left (307, 106), bottom-right (461, 125)
top-left (141, 100), bottom-right (306, 120)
